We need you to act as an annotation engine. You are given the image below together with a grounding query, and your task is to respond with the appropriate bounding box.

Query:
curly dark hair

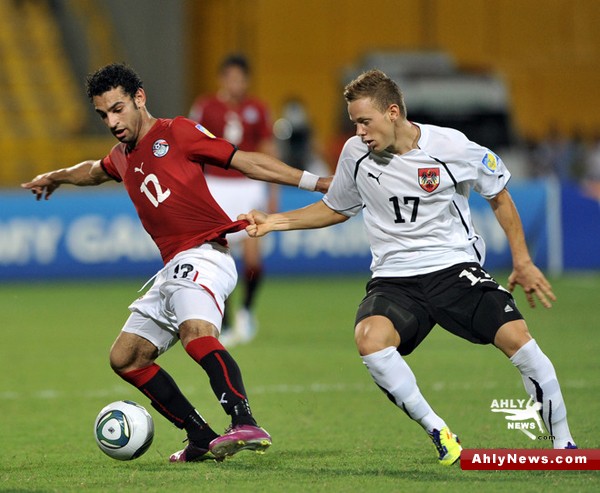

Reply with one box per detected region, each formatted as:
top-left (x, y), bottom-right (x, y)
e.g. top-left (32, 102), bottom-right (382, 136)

top-left (85, 63), bottom-right (144, 101)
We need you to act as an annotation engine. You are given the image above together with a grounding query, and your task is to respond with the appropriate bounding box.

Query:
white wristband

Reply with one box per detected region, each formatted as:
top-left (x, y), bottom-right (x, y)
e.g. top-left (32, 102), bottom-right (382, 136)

top-left (298, 171), bottom-right (319, 191)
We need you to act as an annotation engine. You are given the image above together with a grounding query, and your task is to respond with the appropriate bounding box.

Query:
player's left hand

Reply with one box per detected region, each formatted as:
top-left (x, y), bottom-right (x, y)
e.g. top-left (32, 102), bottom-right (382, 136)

top-left (507, 260), bottom-right (556, 309)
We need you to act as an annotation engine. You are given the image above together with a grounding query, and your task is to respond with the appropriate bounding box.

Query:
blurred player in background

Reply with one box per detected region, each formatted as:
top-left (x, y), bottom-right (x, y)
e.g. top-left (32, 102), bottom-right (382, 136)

top-left (189, 54), bottom-right (277, 346)
top-left (240, 69), bottom-right (577, 465)
top-left (21, 63), bottom-right (328, 463)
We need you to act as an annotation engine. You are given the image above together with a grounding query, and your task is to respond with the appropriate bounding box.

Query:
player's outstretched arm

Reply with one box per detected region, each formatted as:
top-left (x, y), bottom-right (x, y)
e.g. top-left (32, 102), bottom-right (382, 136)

top-left (487, 188), bottom-right (556, 309)
top-left (230, 150), bottom-right (331, 193)
top-left (21, 160), bottom-right (112, 200)
top-left (239, 200), bottom-right (348, 238)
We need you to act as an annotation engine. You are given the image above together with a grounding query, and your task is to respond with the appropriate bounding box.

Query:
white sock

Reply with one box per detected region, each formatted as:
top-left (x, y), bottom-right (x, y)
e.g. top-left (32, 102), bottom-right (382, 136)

top-left (362, 347), bottom-right (446, 433)
top-left (510, 339), bottom-right (575, 448)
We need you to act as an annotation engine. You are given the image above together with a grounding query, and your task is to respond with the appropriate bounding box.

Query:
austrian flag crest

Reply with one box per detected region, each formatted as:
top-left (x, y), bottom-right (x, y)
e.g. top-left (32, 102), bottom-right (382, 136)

top-left (418, 167), bottom-right (440, 192)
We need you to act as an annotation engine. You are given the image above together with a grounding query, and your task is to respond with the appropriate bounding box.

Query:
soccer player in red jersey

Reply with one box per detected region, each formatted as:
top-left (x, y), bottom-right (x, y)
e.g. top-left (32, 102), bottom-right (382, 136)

top-left (21, 63), bottom-right (328, 462)
top-left (189, 54), bottom-right (277, 346)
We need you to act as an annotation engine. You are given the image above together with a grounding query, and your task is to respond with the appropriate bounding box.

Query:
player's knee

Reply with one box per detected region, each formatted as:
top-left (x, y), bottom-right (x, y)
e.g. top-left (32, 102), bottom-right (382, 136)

top-left (179, 319), bottom-right (219, 347)
top-left (494, 320), bottom-right (532, 357)
top-left (109, 346), bottom-right (130, 374)
top-left (354, 316), bottom-right (400, 356)
top-left (355, 295), bottom-right (418, 355)
top-left (109, 333), bottom-right (158, 375)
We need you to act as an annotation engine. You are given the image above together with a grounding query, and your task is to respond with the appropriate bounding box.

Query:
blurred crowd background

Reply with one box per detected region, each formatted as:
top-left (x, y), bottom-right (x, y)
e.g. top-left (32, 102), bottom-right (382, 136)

top-left (1, 0), bottom-right (600, 193)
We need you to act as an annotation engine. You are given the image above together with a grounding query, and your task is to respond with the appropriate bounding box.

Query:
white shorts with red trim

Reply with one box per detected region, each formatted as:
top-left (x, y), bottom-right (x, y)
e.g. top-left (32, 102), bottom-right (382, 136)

top-left (122, 242), bottom-right (237, 353)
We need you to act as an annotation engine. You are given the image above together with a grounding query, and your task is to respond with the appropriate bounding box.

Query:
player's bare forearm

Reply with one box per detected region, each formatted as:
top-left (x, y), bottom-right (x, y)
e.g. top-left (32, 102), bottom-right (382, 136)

top-left (230, 150), bottom-right (331, 193)
top-left (240, 200), bottom-right (347, 237)
top-left (21, 160), bottom-right (111, 200)
top-left (489, 189), bottom-right (531, 267)
top-left (488, 188), bottom-right (556, 308)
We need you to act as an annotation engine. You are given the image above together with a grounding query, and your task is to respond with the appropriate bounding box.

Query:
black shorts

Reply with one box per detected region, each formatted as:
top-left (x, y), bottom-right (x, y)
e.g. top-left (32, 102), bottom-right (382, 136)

top-left (355, 262), bottom-right (523, 356)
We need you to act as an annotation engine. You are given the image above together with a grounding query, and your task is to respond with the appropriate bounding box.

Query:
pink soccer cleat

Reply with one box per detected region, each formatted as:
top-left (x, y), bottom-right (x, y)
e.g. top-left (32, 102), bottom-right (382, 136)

top-left (209, 425), bottom-right (272, 459)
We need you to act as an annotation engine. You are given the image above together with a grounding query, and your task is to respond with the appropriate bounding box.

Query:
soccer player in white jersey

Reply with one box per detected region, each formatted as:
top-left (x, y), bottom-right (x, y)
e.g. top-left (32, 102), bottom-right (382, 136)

top-left (240, 69), bottom-right (577, 465)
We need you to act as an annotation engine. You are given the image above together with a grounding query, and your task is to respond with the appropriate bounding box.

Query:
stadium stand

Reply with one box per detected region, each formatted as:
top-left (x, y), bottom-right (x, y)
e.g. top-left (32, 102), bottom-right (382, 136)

top-left (0, 0), bottom-right (115, 185)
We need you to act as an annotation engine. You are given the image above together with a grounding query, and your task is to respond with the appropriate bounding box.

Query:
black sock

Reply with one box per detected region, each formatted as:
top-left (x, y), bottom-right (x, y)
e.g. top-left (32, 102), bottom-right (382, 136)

top-left (243, 267), bottom-right (262, 309)
top-left (120, 364), bottom-right (218, 442)
top-left (229, 400), bottom-right (257, 427)
top-left (184, 410), bottom-right (219, 447)
top-left (185, 337), bottom-right (257, 427)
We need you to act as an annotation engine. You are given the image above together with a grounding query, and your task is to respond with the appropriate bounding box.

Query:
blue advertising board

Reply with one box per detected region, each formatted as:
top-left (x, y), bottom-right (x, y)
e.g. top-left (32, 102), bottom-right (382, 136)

top-left (468, 180), bottom-right (550, 271)
top-left (1, 179), bottom-right (596, 281)
top-left (0, 188), bottom-right (161, 279)
top-left (561, 182), bottom-right (600, 270)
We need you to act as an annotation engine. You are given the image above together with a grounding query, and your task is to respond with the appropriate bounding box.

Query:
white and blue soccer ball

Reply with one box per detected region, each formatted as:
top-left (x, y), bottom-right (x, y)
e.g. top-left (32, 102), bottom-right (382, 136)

top-left (94, 400), bottom-right (154, 461)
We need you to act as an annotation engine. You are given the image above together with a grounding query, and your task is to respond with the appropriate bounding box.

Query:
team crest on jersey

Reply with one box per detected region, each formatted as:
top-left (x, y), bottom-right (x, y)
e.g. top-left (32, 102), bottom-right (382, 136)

top-left (482, 151), bottom-right (499, 172)
top-left (195, 123), bottom-right (216, 138)
top-left (152, 139), bottom-right (169, 157)
top-left (418, 167), bottom-right (440, 192)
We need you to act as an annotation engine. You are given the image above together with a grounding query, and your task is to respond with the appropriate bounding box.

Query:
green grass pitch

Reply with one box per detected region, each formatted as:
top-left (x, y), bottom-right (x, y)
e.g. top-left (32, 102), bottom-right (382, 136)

top-left (1, 273), bottom-right (598, 492)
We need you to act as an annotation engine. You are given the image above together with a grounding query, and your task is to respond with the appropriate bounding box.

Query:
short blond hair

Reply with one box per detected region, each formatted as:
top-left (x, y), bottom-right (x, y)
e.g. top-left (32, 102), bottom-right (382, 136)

top-left (343, 69), bottom-right (406, 117)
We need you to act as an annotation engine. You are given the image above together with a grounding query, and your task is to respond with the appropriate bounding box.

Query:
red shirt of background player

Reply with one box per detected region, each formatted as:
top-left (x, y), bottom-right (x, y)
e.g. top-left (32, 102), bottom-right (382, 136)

top-left (101, 117), bottom-right (247, 264)
top-left (188, 95), bottom-right (272, 178)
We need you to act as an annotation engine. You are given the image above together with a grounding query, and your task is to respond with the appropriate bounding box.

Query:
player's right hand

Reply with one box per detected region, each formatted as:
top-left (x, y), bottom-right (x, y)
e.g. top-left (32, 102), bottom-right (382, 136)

top-left (21, 173), bottom-right (61, 201)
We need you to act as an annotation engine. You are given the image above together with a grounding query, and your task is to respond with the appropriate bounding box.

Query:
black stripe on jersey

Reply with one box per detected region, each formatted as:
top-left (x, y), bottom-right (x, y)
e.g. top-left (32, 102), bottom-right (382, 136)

top-left (452, 199), bottom-right (469, 232)
top-left (472, 239), bottom-right (482, 261)
top-left (353, 151), bottom-right (371, 180)
top-left (431, 154), bottom-right (481, 261)
top-left (224, 145), bottom-right (239, 169)
top-left (452, 199), bottom-right (482, 261)
top-left (429, 155), bottom-right (457, 187)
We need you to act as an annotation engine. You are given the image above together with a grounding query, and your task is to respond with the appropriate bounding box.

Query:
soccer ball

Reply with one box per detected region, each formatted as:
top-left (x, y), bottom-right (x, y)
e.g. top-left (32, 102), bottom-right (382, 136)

top-left (94, 400), bottom-right (154, 461)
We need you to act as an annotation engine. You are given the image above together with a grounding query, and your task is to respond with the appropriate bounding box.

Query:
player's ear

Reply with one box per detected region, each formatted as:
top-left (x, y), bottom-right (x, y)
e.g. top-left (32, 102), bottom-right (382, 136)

top-left (388, 104), bottom-right (401, 122)
top-left (133, 88), bottom-right (147, 109)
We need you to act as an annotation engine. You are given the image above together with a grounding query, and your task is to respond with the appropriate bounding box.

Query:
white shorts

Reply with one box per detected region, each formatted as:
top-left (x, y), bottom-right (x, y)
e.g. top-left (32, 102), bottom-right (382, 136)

top-left (121, 242), bottom-right (237, 354)
top-left (206, 176), bottom-right (268, 246)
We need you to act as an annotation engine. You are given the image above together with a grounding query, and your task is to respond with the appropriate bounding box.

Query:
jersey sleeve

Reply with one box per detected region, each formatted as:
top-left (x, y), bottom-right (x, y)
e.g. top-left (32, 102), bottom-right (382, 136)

top-left (172, 116), bottom-right (237, 168)
top-left (464, 140), bottom-right (511, 199)
top-left (323, 138), bottom-right (364, 217)
top-left (425, 126), bottom-right (511, 200)
top-left (100, 147), bottom-right (123, 182)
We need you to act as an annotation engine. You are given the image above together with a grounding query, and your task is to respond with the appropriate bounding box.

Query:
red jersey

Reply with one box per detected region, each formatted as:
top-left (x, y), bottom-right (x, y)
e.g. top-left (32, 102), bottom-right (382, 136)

top-left (101, 117), bottom-right (248, 264)
top-left (188, 95), bottom-right (273, 178)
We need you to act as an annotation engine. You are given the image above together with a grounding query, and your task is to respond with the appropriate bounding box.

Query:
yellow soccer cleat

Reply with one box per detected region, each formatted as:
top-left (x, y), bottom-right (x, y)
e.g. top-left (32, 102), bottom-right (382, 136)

top-left (428, 427), bottom-right (462, 466)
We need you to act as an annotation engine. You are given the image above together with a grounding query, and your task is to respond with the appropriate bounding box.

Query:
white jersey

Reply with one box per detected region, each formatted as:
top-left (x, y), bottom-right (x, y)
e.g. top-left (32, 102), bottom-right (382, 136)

top-left (323, 123), bottom-right (511, 277)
